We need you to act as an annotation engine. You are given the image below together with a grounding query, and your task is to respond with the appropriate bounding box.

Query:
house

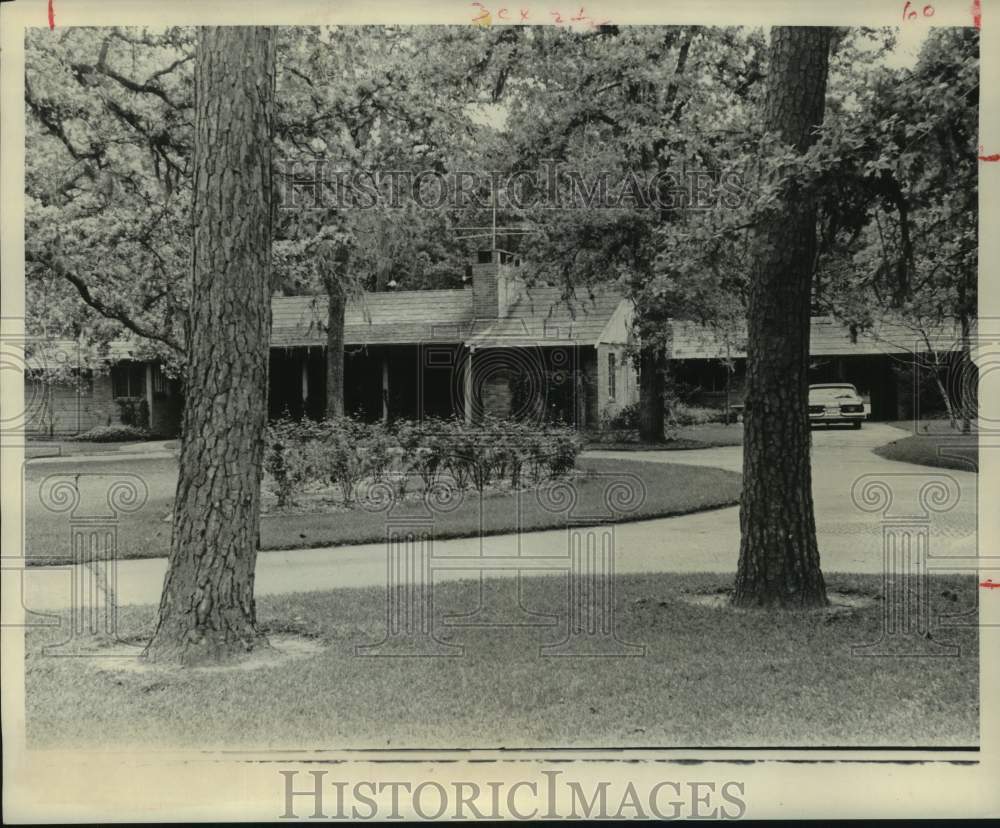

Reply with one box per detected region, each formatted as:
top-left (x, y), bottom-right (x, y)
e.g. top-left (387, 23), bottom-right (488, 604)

top-left (22, 250), bottom-right (640, 436)
top-left (268, 249), bottom-right (639, 427)
top-left (20, 339), bottom-right (184, 437)
top-left (21, 248), bottom-right (970, 437)
top-left (668, 316), bottom-right (970, 420)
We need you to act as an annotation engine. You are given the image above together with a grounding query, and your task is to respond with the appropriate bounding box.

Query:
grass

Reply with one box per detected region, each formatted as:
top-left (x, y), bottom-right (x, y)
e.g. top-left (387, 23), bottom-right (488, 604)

top-left (24, 457), bottom-right (742, 565)
top-left (24, 572), bottom-right (979, 750)
top-left (874, 421), bottom-right (978, 472)
top-left (589, 422), bottom-right (745, 451)
top-left (885, 418), bottom-right (977, 435)
top-left (24, 438), bottom-right (178, 459)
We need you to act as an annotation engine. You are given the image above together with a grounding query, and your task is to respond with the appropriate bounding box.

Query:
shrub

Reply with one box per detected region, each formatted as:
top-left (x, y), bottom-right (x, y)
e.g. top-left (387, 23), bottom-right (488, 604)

top-left (602, 401), bottom-right (640, 431)
top-left (67, 424), bottom-right (151, 442)
top-left (670, 403), bottom-right (727, 426)
top-left (261, 414), bottom-right (585, 508)
top-left (263, 416), bottom-right (316, 508)
top-left (116, 398), bottom-right (150, 430)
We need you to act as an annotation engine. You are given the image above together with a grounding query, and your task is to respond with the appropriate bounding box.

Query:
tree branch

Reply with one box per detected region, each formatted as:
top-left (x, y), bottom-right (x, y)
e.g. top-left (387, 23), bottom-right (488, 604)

top-left (30, 250), bottom-right (186, 355)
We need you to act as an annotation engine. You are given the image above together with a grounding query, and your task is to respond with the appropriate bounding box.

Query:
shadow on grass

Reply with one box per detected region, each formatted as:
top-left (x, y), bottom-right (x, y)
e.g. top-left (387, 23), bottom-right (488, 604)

top-left (25, 572), bottom-right (979, 751)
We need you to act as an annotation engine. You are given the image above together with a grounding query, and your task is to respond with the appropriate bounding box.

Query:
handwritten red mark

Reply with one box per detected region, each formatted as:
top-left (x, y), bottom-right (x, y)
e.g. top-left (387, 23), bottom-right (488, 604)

top-left (902, 1), bottom-right (934, 20)
top-left (979, 146), bottom-right (1000, 162)
top-left (972, 0), bottom-right (982, 28)
top-left (980, 579), bottom-right (1000, 590)
top-left (471, 2), bottom-right (491, 26)
top-left (48, 0), bottom-right (55, 30)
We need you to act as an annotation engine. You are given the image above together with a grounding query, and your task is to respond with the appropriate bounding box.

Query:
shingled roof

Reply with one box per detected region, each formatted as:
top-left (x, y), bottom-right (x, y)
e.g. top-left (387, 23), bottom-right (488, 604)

top-left (669, 316), bottom-right (967, 360)
top-left (270, 284), bottom-right (630, 349)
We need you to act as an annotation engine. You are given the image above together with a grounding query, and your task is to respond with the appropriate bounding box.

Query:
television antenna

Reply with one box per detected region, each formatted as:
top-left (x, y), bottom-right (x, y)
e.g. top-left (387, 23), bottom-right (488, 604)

top-left (452, 183), bottom-right (537, 253)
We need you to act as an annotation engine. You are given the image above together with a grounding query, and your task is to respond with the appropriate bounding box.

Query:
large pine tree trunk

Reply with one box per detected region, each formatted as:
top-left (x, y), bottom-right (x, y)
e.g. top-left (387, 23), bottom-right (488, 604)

top-left (145, 27), bottom-right (276, 664)
top-left (638, 346), bottom-right (665, 443)
top-left (732, 27), bottom-right (831, 609)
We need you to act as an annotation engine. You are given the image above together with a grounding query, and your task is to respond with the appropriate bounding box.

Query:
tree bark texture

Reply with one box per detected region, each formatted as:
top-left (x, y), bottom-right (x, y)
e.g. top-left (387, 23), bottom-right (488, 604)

top-left (732, 27), bottom-right (831, 608)
top-left (638, 346), bottom-right (666, 443)
top-left (145, 27), bottom-right (276, 663)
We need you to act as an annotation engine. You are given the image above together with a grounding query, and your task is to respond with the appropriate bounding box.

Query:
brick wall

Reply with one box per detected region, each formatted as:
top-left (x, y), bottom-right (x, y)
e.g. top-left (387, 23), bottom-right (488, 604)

top-left (24, 373), bottom-right (120, 435)
top-left (472, 253), bottom-right (522, 319)
top-left (472, 262), bottom-right (500, 318)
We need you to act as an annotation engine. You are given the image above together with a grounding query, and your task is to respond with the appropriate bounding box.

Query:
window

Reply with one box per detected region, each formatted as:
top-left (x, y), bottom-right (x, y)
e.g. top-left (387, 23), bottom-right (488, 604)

top-left (151, 363), bottom-right (169, 395)
top-left (111, 362), bottom-right (145, 398)
top-left (608, 352), bottom-right (617, 400)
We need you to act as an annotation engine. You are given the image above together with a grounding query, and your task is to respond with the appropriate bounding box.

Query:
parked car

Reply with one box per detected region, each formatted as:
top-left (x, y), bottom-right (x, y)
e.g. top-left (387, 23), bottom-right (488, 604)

top-left (808, 383), bottom-right (867, 429)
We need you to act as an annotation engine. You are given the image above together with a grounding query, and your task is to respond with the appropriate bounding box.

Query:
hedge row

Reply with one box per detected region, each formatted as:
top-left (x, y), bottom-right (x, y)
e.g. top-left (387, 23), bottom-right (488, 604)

top-left (263, 415), bottom-right (585, 508)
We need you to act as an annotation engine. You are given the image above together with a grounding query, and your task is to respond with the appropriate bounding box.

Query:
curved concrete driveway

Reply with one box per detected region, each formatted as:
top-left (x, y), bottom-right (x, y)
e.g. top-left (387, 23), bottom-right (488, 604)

top-left (19, 423), bottom-right (979, 611)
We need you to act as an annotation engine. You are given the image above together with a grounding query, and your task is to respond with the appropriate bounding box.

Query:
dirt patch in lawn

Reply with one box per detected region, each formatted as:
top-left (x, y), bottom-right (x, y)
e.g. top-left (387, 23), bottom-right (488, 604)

top-left (678, 589), bottom-right (879, 613)
top-left (84, 633), bottom-right (325, 675)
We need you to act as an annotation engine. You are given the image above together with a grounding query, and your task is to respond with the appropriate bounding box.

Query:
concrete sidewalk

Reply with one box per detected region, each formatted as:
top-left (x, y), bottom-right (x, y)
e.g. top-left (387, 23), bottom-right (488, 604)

top-left (25, 440), bottom-right (178, 464)
top-left (17, 423), bottom-right (980, 612)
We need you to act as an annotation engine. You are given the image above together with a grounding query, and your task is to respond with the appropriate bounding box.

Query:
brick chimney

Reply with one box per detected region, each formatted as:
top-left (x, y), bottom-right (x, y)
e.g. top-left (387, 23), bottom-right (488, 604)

top-left (470, 249), bottom-right (523, 319)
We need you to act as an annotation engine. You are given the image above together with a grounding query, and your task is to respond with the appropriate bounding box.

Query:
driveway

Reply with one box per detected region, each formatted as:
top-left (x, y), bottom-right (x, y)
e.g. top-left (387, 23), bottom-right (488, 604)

top-left (16, 422), bottom-right (981, 612)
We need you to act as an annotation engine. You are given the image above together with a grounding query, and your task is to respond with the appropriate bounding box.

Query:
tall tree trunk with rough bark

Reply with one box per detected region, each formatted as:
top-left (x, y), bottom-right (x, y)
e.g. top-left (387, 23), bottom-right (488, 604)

top-left (638, 346), bottom-right (666, 443)
top-left (733, 27), bottom-right (831, 608)
top-left (145, 27), bottom-right (276, 664)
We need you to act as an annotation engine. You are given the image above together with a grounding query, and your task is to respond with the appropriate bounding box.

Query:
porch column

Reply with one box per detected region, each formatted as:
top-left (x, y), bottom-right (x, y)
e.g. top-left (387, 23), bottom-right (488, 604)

top-left (381, 355), bottom-right (390, 424)
top-left (144, 363), bottom-right (155, 431)
top-left (464, 347), bottom-right (474, 424)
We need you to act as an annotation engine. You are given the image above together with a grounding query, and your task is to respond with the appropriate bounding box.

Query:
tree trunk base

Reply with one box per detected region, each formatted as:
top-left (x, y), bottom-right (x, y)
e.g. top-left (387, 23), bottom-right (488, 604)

top-left (731, 576), bottom-right (829, 609)
top-left (144, 624), bottom-right (269, 667)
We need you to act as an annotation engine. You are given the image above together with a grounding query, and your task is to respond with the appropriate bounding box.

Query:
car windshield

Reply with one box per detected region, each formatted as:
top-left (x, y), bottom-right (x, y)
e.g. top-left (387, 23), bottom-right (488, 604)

top-left (809, 386), bottom-right (858, 402)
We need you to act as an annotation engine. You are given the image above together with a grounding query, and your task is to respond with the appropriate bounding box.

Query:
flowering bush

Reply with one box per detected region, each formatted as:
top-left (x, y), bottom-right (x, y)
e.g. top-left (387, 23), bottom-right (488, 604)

top-left (262, 415), bottom-right (584, 508)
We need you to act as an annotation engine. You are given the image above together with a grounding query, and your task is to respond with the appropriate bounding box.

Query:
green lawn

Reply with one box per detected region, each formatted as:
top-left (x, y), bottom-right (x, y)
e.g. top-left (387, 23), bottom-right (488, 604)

top-left (589, 422), bottom-right (745, 451)
top-left (24, 572), bottom-right (979, 750)
top-left (874, 427), bottom-right (978, 472)
top-left (885, 419), bottom-right (977, 435)
top-left (24, 457), bottom-right (742, 565)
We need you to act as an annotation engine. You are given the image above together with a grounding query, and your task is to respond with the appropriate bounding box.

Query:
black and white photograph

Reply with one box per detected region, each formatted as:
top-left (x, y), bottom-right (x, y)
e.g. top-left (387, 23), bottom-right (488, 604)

top-left (1, 0), bottom-right (997, 821)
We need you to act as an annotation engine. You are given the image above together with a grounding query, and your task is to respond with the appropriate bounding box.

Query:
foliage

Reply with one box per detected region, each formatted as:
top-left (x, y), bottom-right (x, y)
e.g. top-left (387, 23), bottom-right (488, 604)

top-left (602, 401), bottom-right (641, 431)
top-left (810, 28), bottom-right (979, 427)
top-left (262, 415), bottom-right (584, 508)
top-left (66, 424), bottom-right (151, 442)
top-left (115, 397), bottom-right (149, 429)
top-left (601, 399), bottom-right (725, 439)
top-left (24, 26), bottom-right (491, 380)
top-left (25, 27), bottom-right (195, 369)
